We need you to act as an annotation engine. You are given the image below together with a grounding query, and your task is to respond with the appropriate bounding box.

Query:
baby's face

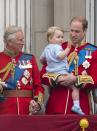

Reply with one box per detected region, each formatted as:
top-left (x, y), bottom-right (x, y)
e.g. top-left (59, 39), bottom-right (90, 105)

top-left (49, 30), bottom-right (64, 44)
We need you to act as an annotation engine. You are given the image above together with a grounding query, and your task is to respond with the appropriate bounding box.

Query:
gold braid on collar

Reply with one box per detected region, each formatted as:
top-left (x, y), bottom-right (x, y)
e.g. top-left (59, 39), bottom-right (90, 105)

top-left (4, 47), bottom-right (19, 57)
top-left (68, 51), bottom-right (78, 66)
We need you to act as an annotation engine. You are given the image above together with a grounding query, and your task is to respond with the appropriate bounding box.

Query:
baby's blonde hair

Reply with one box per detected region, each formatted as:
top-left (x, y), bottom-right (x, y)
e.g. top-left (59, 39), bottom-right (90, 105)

top-left (46, 26), bottom-right (64, 42)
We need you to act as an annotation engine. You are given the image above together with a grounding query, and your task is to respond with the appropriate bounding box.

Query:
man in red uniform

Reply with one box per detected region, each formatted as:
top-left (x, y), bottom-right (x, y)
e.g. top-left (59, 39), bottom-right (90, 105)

top-left (0, 25), bottom-right (44, 115)
top-left (40, 16), bottom-right (97, 115)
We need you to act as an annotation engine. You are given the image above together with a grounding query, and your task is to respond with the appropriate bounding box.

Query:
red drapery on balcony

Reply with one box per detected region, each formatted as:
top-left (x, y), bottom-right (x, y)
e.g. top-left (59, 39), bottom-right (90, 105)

top-left (0, 115), bottom-right (97, 131)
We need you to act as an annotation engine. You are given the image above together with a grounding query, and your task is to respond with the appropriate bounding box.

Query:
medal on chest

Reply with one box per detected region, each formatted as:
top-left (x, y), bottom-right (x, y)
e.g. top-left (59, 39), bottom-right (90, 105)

top-left (82, 48), bottom-right (92, 70)
top-left (18, 60), bottom-right (32, 69)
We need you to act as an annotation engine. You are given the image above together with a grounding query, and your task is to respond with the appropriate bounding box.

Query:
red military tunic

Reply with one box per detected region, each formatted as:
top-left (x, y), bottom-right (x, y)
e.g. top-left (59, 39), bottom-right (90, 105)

top-left (40, 42), bottom-right (97, 115)
top-left (0, 52), bottom-right (44, 115)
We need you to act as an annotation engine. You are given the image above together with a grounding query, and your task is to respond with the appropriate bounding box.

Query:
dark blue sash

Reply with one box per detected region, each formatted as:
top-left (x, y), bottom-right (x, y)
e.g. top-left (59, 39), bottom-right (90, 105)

top-left (5, 54), bottom-right (32, 89)
top-left (69, 44), bottom-right (97, 73)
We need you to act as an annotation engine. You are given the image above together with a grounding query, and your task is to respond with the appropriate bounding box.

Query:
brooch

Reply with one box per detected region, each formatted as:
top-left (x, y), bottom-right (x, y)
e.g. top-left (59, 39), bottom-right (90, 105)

top-left (19, 60), bottom-right (32, 69)
top-left (24, 70), bottom-right (30, 79)
top-left (21, 77), bottom-right (28, 85)
top-left (82, 60), bottom-right (90, 69)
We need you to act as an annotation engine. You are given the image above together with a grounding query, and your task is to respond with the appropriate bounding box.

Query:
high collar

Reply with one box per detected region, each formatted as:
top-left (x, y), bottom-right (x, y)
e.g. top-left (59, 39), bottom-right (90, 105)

top-left (4, 47), bottom-right (19, 57)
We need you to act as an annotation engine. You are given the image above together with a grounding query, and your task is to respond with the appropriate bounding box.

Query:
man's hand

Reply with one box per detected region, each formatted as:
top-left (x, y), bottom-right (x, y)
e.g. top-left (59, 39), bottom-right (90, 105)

top-left (0, 84), bottom-right (3, 93)
top-left (29, 100), bottom-right (41, 115)
top-left (0, 80), bottom-right (6, 92)
top-left (0, 84), bottom-right (5, 102)
top-left (29, 100), bottom-right (45, 115)
top-left (57, 74), bottom-right (77, 86)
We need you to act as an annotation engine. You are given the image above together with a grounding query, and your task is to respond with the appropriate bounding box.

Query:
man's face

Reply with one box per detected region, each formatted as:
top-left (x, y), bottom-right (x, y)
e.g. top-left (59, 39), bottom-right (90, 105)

top-left (7, 31), bottom-right (24, 52)
top-left (69, 21), bottom-right (86, 45)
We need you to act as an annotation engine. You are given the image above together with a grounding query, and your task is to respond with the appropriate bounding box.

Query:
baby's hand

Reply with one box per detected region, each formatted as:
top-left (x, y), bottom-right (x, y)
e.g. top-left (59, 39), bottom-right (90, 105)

top-left (82, 70), bottom-right (87, 75)
top-left (67, 43), bottom-right (71, 49)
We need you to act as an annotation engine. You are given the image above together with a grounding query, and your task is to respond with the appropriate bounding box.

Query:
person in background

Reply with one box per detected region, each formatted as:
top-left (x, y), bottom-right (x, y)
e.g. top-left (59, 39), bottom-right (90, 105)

top-left (40, 26), bottom-right (85, 115)
top-left (40, 16), bottom-right (97, 115)
top-left (0, 25), bottom-right (44, 115)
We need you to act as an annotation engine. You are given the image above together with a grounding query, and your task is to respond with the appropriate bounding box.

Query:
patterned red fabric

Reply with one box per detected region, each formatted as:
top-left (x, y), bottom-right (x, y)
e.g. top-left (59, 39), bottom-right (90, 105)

top-left (0, 115), bottom-right (97, 131)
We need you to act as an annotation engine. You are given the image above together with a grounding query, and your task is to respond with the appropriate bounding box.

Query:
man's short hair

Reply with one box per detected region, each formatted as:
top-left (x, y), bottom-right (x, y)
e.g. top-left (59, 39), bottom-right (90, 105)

top-left (70, 16), bottom-right (88, 31)
top-left (3, 25), bottom-right (22, 43)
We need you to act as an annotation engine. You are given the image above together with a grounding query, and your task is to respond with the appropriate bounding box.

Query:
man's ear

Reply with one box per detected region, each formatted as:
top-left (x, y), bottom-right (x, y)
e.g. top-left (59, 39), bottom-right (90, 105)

top-left (84, 29), bottom-right (87, 35)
